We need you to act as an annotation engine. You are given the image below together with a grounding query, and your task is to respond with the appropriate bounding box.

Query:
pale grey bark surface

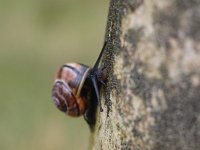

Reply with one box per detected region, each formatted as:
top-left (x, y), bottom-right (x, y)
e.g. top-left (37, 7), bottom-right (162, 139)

top-left (91, 0), bottom-right (200, 149)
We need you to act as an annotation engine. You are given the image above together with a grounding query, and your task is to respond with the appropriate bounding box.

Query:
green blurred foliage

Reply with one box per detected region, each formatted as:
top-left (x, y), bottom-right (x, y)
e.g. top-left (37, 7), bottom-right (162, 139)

top-left (0, 0), bottom-right (108, 149)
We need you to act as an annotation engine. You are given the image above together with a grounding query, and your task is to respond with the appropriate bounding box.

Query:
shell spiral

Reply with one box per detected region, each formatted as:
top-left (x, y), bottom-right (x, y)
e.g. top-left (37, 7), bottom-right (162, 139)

top-left (52, 63), bottom-right (90, 117)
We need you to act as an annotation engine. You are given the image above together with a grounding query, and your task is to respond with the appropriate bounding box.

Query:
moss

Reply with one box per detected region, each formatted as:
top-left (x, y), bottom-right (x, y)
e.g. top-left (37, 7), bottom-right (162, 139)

top-left (103, 0), bottom-right (124, 115)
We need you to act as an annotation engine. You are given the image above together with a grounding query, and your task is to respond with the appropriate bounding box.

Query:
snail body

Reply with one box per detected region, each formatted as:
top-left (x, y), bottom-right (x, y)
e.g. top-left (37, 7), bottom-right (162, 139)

top-left (52, 42), bottom-right (108, 121)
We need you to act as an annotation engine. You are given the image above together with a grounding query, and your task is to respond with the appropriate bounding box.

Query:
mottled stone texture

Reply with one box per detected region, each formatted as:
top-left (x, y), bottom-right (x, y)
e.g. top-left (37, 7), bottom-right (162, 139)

top-left (91, 0), bottom-right (200, 150)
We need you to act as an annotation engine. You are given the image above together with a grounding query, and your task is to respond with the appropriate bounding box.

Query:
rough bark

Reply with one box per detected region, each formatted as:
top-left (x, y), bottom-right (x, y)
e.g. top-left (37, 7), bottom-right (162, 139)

top-left (91, 0), bottom-right (200, 149)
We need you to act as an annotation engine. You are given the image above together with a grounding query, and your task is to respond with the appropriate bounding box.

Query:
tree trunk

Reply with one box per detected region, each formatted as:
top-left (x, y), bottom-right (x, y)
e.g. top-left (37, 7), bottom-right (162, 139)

top-left (91, 0), bottom-right (200, 149)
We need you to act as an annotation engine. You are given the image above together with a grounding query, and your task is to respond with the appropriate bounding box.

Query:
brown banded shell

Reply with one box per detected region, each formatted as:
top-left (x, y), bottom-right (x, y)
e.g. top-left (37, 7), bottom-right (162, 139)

top-left (52, 63), bottom-right (90, 116)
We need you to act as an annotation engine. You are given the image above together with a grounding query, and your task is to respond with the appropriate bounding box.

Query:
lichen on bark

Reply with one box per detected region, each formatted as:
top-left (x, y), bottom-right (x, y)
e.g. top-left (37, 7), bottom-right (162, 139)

top-left (90, 0), bottom-right (200, 150)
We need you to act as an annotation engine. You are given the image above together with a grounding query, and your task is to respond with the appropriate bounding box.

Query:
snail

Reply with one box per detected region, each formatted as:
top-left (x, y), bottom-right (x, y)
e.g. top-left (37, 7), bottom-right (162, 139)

top-left (52, 41), bottom-right (108, 124)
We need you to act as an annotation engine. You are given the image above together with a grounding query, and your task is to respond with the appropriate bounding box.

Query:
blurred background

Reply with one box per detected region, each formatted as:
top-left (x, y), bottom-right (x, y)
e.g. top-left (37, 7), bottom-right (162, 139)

top-left (0, 0), bottom-right (108, 149)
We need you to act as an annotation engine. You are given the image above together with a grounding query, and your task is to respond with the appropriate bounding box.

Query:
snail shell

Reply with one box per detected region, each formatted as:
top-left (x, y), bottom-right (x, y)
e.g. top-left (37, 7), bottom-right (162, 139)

top-left (52, 63), bottom-right (90, 117)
